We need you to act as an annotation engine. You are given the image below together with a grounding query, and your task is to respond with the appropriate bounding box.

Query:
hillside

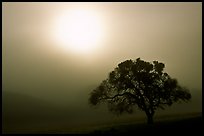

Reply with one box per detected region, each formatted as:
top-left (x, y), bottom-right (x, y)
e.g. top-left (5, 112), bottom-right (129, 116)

top-left (2, 91), bottom-right (202, 134)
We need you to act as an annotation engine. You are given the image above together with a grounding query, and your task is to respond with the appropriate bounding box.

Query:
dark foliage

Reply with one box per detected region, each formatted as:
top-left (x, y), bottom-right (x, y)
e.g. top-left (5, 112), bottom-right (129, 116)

top-left (89, 58), bottom-right (191, 124)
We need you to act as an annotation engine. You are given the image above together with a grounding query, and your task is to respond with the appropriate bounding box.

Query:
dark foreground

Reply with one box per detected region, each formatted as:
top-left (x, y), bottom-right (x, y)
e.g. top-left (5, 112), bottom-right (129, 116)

top-left (3, 113), bottom-right (202, 134)
top-left (91, 116), bottom-right (203, 135)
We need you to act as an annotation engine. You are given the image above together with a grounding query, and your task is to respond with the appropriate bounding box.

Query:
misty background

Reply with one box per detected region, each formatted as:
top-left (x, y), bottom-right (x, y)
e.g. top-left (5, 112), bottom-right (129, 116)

top-left (2, 2), bottom-right (202, 132)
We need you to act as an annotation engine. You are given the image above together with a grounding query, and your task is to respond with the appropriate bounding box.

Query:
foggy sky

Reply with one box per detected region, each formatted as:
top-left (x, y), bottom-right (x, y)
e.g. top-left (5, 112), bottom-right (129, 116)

top-left (2, 2), bottom-right (202, 112)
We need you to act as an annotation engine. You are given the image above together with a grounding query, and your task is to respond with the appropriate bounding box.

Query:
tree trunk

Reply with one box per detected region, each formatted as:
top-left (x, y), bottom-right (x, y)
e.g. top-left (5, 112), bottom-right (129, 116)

top-left (147, 114), bottom-right (154, 124)
top-left (145, 111), bottom-right (154, 124)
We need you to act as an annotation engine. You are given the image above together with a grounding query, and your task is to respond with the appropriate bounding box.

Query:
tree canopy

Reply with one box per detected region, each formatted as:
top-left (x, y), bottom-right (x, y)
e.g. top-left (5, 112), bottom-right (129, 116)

top-left (89, 58), bottom-right (191, 124)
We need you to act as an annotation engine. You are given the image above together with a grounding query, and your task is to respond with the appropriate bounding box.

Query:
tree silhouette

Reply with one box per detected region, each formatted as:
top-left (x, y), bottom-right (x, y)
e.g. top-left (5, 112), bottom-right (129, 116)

top-left (89, 58), bottom-right (191, 124)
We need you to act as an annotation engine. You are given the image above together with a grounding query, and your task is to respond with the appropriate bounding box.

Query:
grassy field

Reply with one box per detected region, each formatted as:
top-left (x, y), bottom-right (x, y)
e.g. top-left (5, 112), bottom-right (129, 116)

top-left (3, 91), bottom-right (202, 134)
top-left (3, 112), bottom-right (202, 134)
top-left (90, 113), bottom-right (202, 135)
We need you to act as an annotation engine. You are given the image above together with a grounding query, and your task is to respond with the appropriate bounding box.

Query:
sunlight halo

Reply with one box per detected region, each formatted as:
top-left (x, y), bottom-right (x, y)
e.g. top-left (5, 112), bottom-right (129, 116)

top-left (53, 7), bottom-right (105, 55)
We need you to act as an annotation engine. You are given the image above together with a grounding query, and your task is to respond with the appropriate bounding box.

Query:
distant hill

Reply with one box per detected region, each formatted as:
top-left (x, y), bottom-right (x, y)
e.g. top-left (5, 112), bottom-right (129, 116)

top-left (3, 91), bottom-right (66, 123)
top-left (2, 90), bottom-right (202, 134)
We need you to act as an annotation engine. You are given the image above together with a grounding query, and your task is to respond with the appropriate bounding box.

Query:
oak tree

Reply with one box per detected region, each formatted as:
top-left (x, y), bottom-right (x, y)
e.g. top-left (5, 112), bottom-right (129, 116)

top-left (89, 58), bottom-right (191, 124)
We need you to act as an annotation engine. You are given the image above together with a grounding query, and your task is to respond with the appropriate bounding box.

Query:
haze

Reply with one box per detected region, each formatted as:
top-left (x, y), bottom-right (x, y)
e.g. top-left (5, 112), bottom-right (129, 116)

top-left (2, 2), bottom-right (202, 133)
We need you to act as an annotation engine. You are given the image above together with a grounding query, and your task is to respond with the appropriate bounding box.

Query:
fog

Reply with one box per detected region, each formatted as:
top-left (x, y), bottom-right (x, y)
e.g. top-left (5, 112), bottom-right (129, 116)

top-left (2, 2), bottom-right (202, 133)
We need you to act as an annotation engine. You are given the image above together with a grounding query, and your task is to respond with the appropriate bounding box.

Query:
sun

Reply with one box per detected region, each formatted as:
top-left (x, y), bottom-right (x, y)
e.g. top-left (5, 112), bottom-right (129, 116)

top-left (53, 7), bottom-right (104, 54)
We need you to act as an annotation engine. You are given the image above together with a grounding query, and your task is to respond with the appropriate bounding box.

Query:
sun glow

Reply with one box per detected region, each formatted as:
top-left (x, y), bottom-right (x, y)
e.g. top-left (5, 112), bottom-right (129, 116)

top-left (53, 7), bottom-right (105, 54)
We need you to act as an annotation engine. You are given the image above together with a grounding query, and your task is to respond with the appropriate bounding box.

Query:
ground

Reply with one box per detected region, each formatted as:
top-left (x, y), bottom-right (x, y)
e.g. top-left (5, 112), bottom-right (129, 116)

top-left (3, 112), bottom-right (202, 134)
